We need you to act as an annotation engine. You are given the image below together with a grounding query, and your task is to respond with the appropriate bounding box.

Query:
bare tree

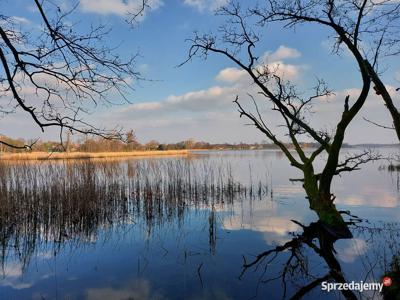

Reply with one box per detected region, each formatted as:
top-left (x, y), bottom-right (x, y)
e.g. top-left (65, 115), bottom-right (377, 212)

top-left (184, 2), bottom-right (380, 228)
top-left (0, 0), bottom-right (145, 149)
top-left (251, 0), bottom-right (400, 140)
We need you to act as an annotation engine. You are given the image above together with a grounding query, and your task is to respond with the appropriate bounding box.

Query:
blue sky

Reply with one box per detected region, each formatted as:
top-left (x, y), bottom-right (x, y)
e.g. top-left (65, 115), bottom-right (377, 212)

top-left (1, 0), bottom-right (400, 143)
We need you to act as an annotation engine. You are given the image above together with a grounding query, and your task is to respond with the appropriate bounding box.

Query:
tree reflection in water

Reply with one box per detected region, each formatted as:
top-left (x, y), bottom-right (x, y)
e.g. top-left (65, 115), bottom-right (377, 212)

top-left (0, 159), bottom-right (399, 300)
top-left (240, 206), bottom-right (400, 300)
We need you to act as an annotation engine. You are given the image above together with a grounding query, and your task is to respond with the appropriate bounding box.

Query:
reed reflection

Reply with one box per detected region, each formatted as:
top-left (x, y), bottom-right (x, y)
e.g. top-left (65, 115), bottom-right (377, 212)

top-left (0, 157), bottom-right (399, 300)
top-left (0, 159), bottom-right (267, 274)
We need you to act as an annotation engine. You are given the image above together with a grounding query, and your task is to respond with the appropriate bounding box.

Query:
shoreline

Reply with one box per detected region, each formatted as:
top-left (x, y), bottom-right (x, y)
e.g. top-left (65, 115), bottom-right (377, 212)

top-left (1, 144), bottom-right (398, 161)
top-left (0, 150), bottom-right (191, 161)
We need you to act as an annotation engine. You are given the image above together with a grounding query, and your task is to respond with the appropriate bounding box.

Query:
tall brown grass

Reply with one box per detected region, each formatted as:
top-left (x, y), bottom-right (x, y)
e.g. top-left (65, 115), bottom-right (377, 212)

top-left (0, 158), bottom-right (268, 270)
top-left (0, 149), bottom-right (190, 160)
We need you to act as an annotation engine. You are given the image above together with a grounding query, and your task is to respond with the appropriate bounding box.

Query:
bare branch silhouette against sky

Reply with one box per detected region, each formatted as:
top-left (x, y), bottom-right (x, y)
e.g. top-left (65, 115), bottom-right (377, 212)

top-left (1, 0), bottom-right (399, 144)
top-left (0, 0), bottom-right (147, 148)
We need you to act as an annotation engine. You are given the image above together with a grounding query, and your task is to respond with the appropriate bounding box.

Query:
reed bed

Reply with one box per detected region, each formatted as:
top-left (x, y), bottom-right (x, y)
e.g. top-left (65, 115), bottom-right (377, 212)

top-left (0, 158), bottom-right (268, 268)
top-left (0, 150), bottom-right (190, 160)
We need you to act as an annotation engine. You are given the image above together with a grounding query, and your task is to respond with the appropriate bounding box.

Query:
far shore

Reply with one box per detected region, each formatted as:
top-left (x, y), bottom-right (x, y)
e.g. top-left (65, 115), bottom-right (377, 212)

top-left (1, 143), bottom-right (398, 161)
top-left (0, 150), bottom-right (191, 161)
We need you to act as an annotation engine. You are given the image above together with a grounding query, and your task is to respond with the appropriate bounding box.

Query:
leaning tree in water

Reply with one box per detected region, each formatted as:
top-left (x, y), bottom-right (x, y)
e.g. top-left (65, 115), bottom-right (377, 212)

top-left (184, 2), bottom-right (381, 230)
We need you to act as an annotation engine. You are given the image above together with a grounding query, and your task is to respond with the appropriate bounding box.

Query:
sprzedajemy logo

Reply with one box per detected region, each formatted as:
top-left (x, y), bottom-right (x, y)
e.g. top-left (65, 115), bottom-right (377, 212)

top-left (321, 279), bottom-right (391, 293)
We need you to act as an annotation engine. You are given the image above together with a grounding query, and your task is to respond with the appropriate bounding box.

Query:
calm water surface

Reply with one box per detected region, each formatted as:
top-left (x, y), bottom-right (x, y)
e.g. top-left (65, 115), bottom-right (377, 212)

top-left (0, 149), bottom-right (399, 300)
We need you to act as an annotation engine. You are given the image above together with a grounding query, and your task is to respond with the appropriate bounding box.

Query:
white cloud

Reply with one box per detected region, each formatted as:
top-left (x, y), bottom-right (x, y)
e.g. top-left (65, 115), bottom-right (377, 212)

top-left (80, 0), bottom-right (163, 18)
top-left (118, 85), bottom-right (238, 116)
top-left (138, 64), bottom-right (150, 73)
top-left (216, 45), bottom-right (303, 84)
top-left (264, 61), bottom-right (302, 79)
top-left (0, 16), bottom-right (30, 29)
top-left (337, 187), bottom-right (398, 208)
top-left (367, 0), bottom-right (400, 5)
top-left (86, 279), bottom-right (166, 300)
top-left (93, 81), bottom-right (274, 142)
top-left (10, 16), bottom-right (31, 25)
top-left (216, 61), bottom-right (302, 84)
top-left (224, 215), bottom-right (300, 236)
top-left (336, 238), bottom-right (368, 263)
top-left (133, 102), bottom-right (163, 110)
top-left (215, 67), bottom-right (248, 83)
top-left (0, 262), bottom-right (33, 290)
top-left (395, 71), bottom-right (400, 81)
top-left (94, 44), bottom-right (399, 144)
top-left (262, 45), bottom-right (301, 62)
top-left (323, 85), bottom-right (397, 111)
top-left (183, 0), bottom-right (229, 13)
top-left (221, 197), bottom-right (306, 245)
top-left (2, 39), bottom-right (398, 145)
top-left (166, 86), bottom-right (236, 109)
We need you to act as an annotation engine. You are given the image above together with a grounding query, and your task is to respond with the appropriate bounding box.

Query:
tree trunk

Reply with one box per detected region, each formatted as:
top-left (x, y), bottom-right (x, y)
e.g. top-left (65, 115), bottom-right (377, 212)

top-left (302, 165), bottom-right (350, 236)
top-left (365, 62), bottom-right (400, 140)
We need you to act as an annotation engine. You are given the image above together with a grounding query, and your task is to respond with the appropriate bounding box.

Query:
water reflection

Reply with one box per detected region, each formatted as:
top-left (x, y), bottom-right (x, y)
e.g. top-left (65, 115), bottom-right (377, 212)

top-left (0, 158), bottom-right (267, 270)
top-left (240, 209), bottom-right (356, 299)
top-left (0, 150), bottom-right (399, 300)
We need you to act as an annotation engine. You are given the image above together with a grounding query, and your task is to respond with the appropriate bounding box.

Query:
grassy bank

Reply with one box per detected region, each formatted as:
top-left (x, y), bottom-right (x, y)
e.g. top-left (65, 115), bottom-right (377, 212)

top-left (0, 150), bottom-right (190, 160)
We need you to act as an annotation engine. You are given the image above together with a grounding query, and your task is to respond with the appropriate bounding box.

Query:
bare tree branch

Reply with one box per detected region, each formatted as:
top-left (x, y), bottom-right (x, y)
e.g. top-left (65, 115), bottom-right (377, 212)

top-left (0, 138), bottom-right (38, 150)
top-left (251, 0), bottom-right (400, 143)
top-left (364, 117), bottom-right (395, 130)
top-left (0, 0), bottom-right (146, 148)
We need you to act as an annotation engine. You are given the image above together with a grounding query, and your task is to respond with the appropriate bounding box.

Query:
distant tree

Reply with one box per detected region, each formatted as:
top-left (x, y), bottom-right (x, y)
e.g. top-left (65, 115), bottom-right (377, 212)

top-left (144, 140), bottom-right (160, 150)
top-left (125, 130), bottom-right (140, 151)
top-left (157, 144), bottom-right (166, 151)
top-left (194, 141), bottom-right (211, 149)
top-left (65, 131), bottom-right (72, 153)
top-left (183, 138), bottom-right (195, 149)
top-left (0, 0), bottom-right (146, 149)
top-left (185, 2), bottom-right (380, 227)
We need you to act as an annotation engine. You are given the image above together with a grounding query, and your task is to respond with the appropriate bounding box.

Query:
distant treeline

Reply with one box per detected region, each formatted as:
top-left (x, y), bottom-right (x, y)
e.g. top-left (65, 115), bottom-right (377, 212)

top-left (0, 134), bottom-right (349, 153)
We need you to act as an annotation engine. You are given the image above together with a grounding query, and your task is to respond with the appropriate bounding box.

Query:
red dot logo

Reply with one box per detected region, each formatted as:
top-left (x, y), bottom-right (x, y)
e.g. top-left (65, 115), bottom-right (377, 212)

top-left (383, 277), bottom-right (392, 287)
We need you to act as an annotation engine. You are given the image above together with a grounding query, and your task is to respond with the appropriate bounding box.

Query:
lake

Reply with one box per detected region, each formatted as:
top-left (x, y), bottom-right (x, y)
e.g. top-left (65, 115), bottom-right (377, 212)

top-left (0, 148), bottom-right (399, 300)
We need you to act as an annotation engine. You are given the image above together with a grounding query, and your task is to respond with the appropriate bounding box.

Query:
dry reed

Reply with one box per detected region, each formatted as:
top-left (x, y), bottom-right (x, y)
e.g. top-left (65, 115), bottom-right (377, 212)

top-left (0, 158), bottom-right (268, 270)
top-left (0, 150), bottom-right (190, 160)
